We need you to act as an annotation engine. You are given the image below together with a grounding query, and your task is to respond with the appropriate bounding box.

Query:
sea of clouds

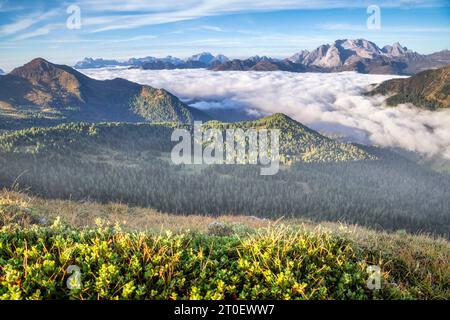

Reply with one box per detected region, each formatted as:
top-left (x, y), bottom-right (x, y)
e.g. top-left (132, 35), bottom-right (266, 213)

top-left (81, 68), bottom-right (450, 159)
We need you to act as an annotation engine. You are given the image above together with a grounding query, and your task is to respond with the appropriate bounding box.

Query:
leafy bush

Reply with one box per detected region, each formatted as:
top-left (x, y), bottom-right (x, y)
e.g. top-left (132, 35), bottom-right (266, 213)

top-left (0, 192), bottom-right (448, 300)
top-left (207, 222), bottom-right (234, 236)
top-left (3, 219), bottom-right (444, 300)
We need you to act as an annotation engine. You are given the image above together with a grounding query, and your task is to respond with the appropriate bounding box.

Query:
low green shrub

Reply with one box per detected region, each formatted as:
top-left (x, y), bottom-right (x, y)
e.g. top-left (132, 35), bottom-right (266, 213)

top-left (0, 221), bottom-right (425, 300)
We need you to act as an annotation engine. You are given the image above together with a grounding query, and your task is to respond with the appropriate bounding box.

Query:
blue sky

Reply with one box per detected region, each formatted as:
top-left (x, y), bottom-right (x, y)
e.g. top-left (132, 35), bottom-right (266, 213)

top-left (0, 0), bottom-right (449, 71)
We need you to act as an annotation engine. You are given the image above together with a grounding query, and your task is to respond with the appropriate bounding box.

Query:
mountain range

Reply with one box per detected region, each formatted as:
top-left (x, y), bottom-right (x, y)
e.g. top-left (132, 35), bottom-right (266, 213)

top-left (74, 52), bottom-right (229, 69)
top-left (369, 65), bottom-right (450, 109)
top-left (287, 39), bottom-right (450, 75)
top-left (212, 55), bottom-right (313, 72)
top-left (0, 57), bottom-right (378, 163)
top-left (0, 69), bottom-right (5, 75)
top-left (1, 55), bottom-right (447, 134)
top-left (0, 58), bottom-right (209, 126)
top-left (215, 39), bottom-right (450, 75)
top-left (73, 39), bottom-right (450, 75)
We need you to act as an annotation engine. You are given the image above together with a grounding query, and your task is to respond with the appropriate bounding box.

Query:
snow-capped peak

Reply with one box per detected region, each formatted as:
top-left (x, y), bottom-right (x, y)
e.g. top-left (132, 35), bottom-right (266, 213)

top-left (187, 52), bottom-right (215, 64)
top-left (288, 39), bottom-right (420, 69)
top-left (210, 54), bottom-right (229, 64)
top-left (382, 42), bottom-right (411, 57)
top-left (287, 50), bottom-right (309, 63)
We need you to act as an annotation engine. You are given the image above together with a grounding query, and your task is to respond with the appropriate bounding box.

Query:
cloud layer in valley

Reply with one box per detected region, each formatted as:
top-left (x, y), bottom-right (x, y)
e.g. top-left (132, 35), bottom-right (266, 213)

top-left (81, 68), bottom-right (450, 159)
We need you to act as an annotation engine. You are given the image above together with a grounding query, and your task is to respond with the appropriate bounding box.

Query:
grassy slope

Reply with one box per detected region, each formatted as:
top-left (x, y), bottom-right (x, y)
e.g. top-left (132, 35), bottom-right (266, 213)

top-left (1, 191), bottom-right (448, 300)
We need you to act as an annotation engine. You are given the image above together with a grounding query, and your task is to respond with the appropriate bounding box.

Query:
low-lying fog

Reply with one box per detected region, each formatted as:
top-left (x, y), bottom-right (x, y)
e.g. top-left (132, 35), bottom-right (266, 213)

top-left (81, 68), bottom-right (450, 159)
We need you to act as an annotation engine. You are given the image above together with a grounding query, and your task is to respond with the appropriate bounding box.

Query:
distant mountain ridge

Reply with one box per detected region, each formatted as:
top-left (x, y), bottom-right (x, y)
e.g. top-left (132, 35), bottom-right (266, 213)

top-left (213, 39), bottom-right (450, 75)
top-left (0, 58), bottom-right (209, 126)
top-left (0, 69), bottom-right (5, 75)
top-left (74, 52), bottom-right (230, 69)
top-left (368, 65), bottom-right (450, 109)
top-left (292, 39), bottom-right (450, 74)
top-left (213, 56), bottom-right (311, 72)
top-left (73, 39), bottom-right (449, 75)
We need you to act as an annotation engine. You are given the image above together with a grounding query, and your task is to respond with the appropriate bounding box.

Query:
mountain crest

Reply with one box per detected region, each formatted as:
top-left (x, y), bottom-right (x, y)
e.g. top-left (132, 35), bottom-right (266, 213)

top-left (369, 64), bottom-right (450, 109)
top-left (10, 58), bottom-right (87, 81)
top-left (204, 113), bottom-right (375, 162)
top-left (75, 53), bottom-right (230, 69)
top-left (1, 58), bottom-right (208, 124)
top-left (281, 38), bottom-right (450, 74)
top-left (11, 58), bottom-right (58, 77)
top-left (258, 113), bottom-right (297, 124)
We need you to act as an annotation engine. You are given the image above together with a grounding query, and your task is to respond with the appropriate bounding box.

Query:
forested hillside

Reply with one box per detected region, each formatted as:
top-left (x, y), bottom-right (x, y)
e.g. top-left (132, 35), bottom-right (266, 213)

top-left (1, 119), bottom-right (449, 237)
top-left (204, 114), bottom-right (374, 162)
top-left (369, 65), bottom-right (450, 109)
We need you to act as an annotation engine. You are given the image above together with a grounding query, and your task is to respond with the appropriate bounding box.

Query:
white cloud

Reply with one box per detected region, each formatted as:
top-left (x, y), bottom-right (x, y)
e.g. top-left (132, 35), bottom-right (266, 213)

top-left (81, 68), bottom-right (450, 159)
top-left (14, 23), bottom-right (63, 40)
top-left (109, 35), bottom-right (158, 43)
top-left (78, 0), bottom-right (447, 13)
top-left (3, 0), bottom-right (447, 40)
top-left (79, 0), bottom-right (448, 33)
top-left (0, 9), bottom-right (60, 37)
top-left (199, 25), bottom-right (224, 32)
top-left (0, 2), bottom-right (22, 12)
top-left (318, 23), bottom-right (450, 33)
top-left (318, 24), bottom-right (367, 31)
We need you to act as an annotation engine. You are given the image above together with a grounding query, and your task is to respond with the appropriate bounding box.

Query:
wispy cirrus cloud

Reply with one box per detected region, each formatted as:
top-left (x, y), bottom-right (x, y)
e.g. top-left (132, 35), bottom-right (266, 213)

top-left (199, 25), bottom-right (224, 32)
top-left (14, 23), bottom-right (63, 40)
top-left (74, 0), bottom-right (193, 12)
top-left (2, 0), bottom-right (449, 39)
top-left (169, 25), bottom-right (225, 35)
top-left (318, 23), bottom-right (450, 33)
top-left (318, 24), bottom-right (367, 31)
top-left (109, 35), bottom-right (158, 43)
top-left (78, 0), bottom-right (450, 33)
top-left (0, 0), bottom-right (23, 12)
top-left (0, 8), bottom-right (60, 37)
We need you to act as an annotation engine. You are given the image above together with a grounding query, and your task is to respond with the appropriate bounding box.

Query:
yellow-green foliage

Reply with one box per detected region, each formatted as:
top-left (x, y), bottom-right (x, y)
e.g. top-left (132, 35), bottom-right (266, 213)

top-left (203, 113), bottom-right (376, 162)
top-left (0, 222), bottom-right (373, 300)
top-left (0, 193), bottom-right (448, 300)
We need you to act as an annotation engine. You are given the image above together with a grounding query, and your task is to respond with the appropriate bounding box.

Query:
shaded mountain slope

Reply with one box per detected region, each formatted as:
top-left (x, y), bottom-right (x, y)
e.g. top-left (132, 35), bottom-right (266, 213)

top-left (0, 58), bottom-right (208, 125)
top-left (213, 39), bottom-right (450, 75)
top-left (213, 57), bottom-right (309, 72)
top-left (369, 65), bottom-right (450, 109)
